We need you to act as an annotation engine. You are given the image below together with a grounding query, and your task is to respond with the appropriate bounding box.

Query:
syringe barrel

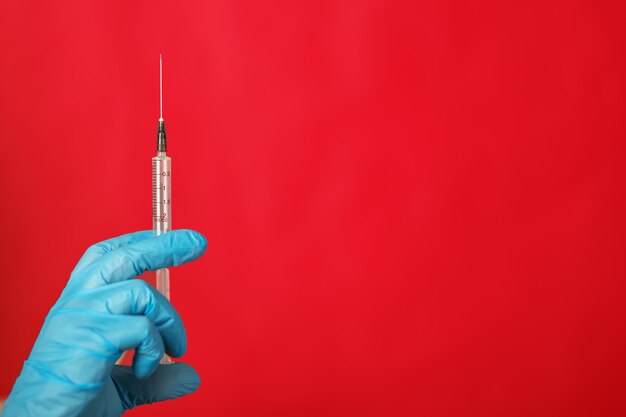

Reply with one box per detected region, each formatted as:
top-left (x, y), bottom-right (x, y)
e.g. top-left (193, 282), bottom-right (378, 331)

top-left (152, 152), bottom-right (172, 364)
top-left (152, 152), bottom-right (171, 235)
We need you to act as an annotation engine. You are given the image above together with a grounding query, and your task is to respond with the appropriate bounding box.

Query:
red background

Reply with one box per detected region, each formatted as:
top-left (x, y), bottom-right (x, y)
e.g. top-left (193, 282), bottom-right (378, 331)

top-left (1, 1), bottom-right (626, 416)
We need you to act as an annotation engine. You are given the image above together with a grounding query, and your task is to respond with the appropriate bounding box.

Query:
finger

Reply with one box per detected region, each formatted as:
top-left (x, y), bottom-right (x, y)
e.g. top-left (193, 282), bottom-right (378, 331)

top-left (112, 363), bottom-right (200, 409)
top-left (72, 231), bottom-right (155, 275)
top-left (43, 312), bottom-right (165, 380)
top-left (62, 279), bottom-right (187, 357)
top-left (115, 316), bottom-right (165, 379)
top-left (67, 229), bottom-right (207, 293)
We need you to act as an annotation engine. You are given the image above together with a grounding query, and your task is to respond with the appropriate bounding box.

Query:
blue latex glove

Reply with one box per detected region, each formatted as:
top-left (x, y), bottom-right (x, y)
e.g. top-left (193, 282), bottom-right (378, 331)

top-left (2, 229), bottom-right (207, 417)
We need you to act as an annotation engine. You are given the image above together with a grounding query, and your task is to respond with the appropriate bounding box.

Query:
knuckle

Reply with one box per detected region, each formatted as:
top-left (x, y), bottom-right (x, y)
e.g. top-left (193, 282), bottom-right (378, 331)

top-left (118, 250), bottom-right (145, 276)
top-left (132, 279), bottom-right (158, 304)
top-left (128, 279), bottom-right (159, 317)
top-left (85, 242), bottom-right (107, 256)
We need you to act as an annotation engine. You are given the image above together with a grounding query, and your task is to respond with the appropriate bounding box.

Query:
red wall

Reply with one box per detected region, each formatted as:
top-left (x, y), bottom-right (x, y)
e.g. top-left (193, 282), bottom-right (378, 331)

top-left (1, 1), bottom-right (625, 416)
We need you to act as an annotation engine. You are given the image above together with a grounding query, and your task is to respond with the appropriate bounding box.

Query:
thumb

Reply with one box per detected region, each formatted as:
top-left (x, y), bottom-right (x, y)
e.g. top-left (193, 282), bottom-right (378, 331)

top-left (112, 363), bottom-right (201, 409)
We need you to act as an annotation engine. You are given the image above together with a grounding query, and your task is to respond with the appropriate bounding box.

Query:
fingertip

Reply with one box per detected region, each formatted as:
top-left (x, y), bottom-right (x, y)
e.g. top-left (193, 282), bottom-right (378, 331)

top-left (132, 321), bottom-right (165, 380)
top-left (177, 337), bottom-right (188, 358)
top-left (177, 229), bottom-right (208, 251)
top-left (133, 354), bottom-right (162, 380)
top-left (173, 362), bottom-right (201, 391)
top-left (196, 232), bottom-right (208, 252)
top-left (166, 325), bottom-right (187, 358)
top-left (166, 230), bottom-right (208, 265)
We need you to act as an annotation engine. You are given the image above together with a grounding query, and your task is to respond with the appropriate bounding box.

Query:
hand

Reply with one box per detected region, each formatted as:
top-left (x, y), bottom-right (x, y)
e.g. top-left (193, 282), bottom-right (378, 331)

top-left (2, 230), bottom-right (207, 417)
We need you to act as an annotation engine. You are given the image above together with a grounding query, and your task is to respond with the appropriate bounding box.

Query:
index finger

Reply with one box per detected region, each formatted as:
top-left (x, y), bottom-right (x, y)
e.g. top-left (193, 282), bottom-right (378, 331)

top-left (72, 230), bottom-right (155, 275)
top-left (64, 230), bottom-right (207, 294)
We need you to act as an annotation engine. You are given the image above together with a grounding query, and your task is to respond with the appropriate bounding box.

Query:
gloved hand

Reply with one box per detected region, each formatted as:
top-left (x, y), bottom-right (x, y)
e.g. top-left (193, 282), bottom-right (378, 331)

top-left (2, 229), bottom-right (208, 417)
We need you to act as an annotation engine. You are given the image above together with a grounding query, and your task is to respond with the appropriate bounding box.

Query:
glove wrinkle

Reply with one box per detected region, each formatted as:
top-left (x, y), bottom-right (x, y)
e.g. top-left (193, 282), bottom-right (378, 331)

top-left (24, 361), bottom-right (105, 391)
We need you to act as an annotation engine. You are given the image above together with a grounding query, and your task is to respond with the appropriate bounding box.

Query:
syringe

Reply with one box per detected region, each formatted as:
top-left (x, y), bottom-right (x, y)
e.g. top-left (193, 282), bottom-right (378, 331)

top-left (153, 54), bottom-right (172, 364)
